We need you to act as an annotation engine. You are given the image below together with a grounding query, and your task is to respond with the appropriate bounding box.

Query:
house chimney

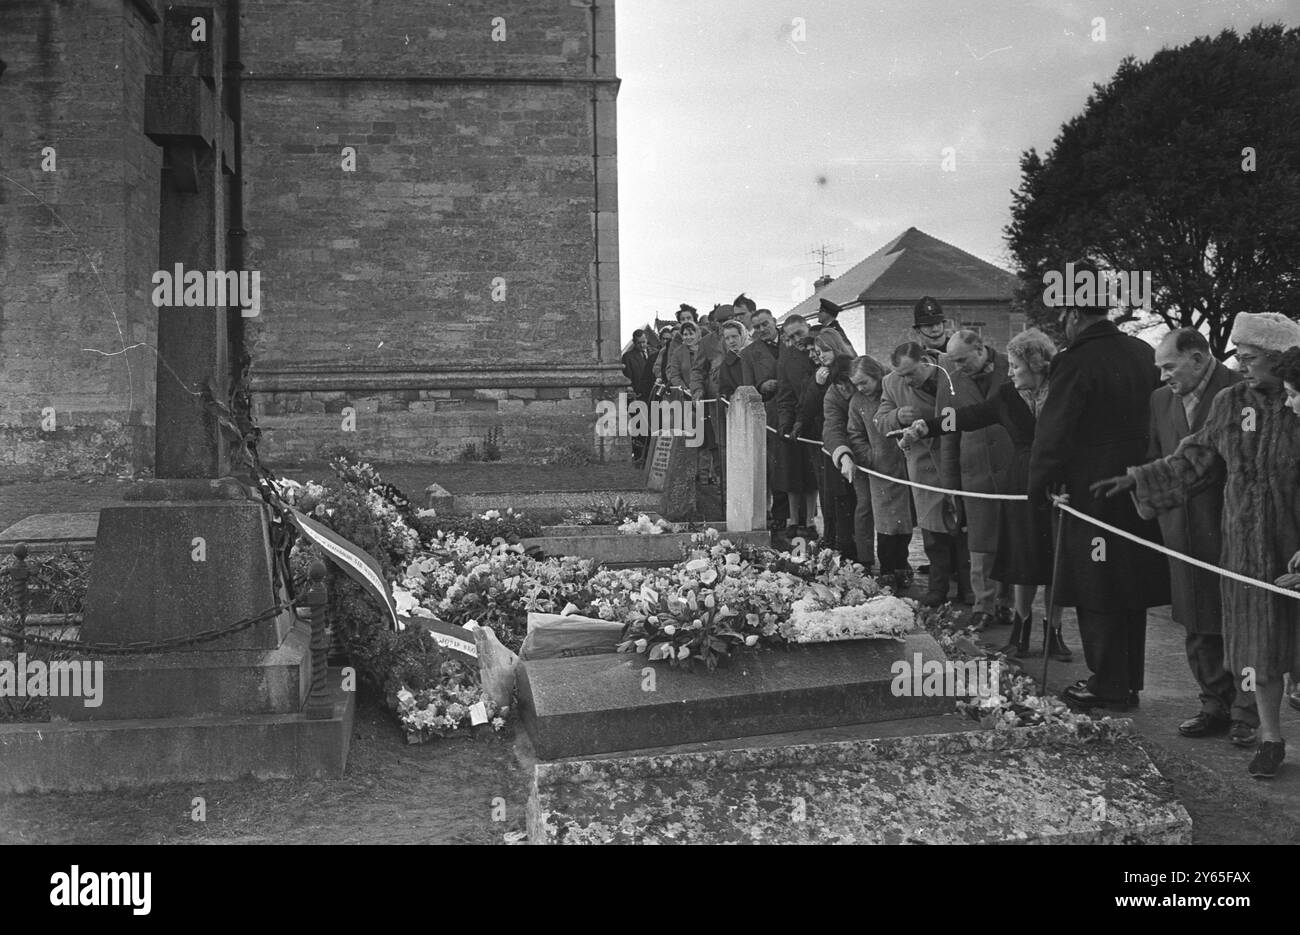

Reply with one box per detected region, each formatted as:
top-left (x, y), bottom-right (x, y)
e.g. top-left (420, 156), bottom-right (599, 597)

top-left (813, 274), bottom-right (834, 292)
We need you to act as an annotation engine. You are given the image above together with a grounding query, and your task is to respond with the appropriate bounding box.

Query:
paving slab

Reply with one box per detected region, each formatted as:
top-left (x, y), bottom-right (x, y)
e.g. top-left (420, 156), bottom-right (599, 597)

top-left (527, 720), bottom-right (1192, 844)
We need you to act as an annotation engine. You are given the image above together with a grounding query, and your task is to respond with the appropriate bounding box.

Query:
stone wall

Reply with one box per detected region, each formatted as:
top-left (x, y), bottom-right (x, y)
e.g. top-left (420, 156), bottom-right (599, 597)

top-left (0, 0), bottom-right (622, 479)
top-left (240, 0), bottom-right (623, 463)
top-left (0, 1), bottom-right (161, 481)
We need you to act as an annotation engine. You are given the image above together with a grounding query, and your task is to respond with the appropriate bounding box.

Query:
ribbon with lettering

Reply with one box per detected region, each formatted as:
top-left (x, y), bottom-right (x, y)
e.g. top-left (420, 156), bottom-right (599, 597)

top-left (285, 506), bottom-right (479, 661)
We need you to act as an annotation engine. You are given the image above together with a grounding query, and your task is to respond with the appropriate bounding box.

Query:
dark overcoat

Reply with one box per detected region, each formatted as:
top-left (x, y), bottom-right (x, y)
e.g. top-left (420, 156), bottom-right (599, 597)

top-left (719, 350), bottom-right (745, 402)
top-left (621, 347), bottom-right (658, 401)
top-left (1027, 320), bottom-right (1170, 612)
top-left (936, 348), bottom-right (1015, 553)
top-left (739, 338), bottom-right (783, 486)
top-left (1146, 361), bottom-right (1243, 634)
top-left (773, 341), bottom-right (817, 492)
top-left (925, 381), bottom-right (1052, 584)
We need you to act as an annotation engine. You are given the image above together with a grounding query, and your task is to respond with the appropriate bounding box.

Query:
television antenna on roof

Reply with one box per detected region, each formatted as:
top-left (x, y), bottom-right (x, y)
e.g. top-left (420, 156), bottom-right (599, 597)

top-left (808, 242), bottom-right (844, 279)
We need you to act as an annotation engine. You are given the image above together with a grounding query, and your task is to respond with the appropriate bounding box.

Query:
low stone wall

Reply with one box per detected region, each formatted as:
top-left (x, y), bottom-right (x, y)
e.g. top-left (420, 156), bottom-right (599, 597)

top-left (255, 385), bottom-right (634, 463)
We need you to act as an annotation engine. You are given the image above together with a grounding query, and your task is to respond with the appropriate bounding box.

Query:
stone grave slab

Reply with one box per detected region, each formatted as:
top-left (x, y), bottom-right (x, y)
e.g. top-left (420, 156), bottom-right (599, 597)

top-left (527, 721), bottom-right (1192, 844)
top-left (0, 512), bottom-right (100, 553)
top-left (518, 633), bottom-right (952, 760)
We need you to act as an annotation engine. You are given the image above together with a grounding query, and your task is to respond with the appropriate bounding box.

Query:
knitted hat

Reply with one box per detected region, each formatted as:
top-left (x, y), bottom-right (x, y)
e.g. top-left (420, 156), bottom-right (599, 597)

top-left (1229, 312), bottom-right (1300, 353)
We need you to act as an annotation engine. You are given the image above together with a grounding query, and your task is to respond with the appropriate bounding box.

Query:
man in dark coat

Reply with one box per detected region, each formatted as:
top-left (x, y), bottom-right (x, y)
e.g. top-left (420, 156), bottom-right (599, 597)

top-left (1028, 305), bottom-right (1170, 709)
top-left (740, 309), bottom-right (787, 530)
top-left (621, 329), bottom-right (659, 465)
top-left (775, 313), bottom-right (819, 535)
top-left (813, 298), bottom-right (856, 354)
top-left (1148, 328), bottom-right (1256, 744)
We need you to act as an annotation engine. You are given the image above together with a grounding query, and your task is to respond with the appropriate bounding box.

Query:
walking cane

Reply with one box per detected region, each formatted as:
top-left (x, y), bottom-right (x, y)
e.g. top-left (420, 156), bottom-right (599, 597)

top-left (1042, 490), bottom-right (1068, 694)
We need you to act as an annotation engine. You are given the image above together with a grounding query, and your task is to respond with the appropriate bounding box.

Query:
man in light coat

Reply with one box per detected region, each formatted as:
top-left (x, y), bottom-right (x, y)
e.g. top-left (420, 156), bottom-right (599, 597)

top-left (1148, 328), bottom-right (1256, 746)
top-left (939, 331), bottom-right (1015, 628)
top-left (877, 341), bottom-right (970, 606)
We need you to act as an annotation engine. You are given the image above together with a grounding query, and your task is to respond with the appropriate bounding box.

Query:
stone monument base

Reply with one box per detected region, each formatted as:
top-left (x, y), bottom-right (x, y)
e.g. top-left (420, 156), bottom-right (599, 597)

top-left (527, 721), bottom-right (1192, 844)
top-left (0, 667), bottom-right (354, 793)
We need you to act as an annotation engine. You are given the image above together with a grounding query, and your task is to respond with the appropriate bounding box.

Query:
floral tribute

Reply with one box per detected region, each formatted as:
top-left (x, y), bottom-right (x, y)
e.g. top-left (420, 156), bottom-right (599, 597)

top-left (914, 603), bottom-right (1113, 733)
top-left (583, 529), bottom-right (918, 672)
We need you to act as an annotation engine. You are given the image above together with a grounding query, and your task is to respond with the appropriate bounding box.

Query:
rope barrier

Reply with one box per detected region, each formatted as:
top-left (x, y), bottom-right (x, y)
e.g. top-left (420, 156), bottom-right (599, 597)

top-left (718, 388), bottom-right (1299, 598)
top-left (1051, 498), bottom-right (1300, 601)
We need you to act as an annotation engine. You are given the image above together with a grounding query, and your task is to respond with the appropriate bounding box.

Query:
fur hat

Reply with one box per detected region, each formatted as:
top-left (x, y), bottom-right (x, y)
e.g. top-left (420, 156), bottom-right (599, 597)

top-left (1229, 312), bottom-right (1300, 354)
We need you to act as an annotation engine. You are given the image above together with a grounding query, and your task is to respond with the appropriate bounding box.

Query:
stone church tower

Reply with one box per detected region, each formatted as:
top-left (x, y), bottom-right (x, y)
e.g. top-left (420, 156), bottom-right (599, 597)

top-left (0, 0), bottom-right (621, 480)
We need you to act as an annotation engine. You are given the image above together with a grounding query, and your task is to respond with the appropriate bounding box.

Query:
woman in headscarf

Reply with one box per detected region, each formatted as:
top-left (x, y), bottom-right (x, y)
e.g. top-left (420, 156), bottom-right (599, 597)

top-left (903, 328), bottom-right (1070, 660)
top-left (827, 356), bottom-right (913, 587)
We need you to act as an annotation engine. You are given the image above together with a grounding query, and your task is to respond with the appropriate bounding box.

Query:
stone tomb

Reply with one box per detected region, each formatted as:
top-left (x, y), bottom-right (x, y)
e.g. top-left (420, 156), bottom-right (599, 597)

top-left (518, 633), bottom-right (953, 760)
top-left (527, 721), bottom-right (1193, 844)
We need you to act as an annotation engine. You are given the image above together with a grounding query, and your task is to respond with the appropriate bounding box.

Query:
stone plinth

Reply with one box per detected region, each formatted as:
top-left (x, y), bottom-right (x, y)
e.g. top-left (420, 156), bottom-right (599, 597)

top-left (50, 624), bottom-right (310, 721)
top-left (527, 721), bottom-right (1193, 844)
top-left (725, 386), bottom-right (766, 532)
top-left (518, 633), bottom-right (952, 760)
top-left (81, 499), bottom-right (290, 651)
top-left (0, 668), bottom-right (355, 793)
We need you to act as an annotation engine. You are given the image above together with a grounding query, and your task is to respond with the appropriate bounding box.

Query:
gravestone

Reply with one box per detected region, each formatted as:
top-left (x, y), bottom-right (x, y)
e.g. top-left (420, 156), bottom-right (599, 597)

top-left (724, 386), bottom-right (766, 532)
top-left (643, 432), bottom-right (697, 521)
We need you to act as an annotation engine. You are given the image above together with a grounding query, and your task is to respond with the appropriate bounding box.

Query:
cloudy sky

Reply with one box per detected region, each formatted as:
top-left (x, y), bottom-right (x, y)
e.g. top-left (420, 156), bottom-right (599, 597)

top-left (614, 0), bottom-right (1299, 342)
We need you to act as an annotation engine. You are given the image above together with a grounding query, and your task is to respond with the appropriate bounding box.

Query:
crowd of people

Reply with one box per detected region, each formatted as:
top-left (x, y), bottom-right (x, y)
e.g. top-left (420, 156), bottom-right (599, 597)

top-left (624, 294), bottom-right (1300, 779)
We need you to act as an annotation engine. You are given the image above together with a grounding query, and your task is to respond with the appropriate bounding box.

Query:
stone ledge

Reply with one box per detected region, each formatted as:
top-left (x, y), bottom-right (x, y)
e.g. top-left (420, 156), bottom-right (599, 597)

top-left (0, 669), bottom-right (355, 793)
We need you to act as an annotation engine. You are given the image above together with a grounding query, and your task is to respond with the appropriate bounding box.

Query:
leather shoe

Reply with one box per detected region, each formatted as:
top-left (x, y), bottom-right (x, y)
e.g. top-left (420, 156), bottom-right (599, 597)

top-left (1178, 712), bottom-right (1230, 738)
top-left (1062, 683), bottom-right (1132, 711)
top-left (991, 606), bottom-right (1014, 628)
top-left (1229, 721), bottom-right (1259, 747)
top-left (969, 611), bottom-right (994, 632)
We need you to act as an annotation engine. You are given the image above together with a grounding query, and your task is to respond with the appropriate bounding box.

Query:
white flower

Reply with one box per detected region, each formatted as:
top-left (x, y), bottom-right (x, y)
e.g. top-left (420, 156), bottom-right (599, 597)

top-left (662, 624), bottom-right (676, 635)
top-left (677, 644), bottom-right (691, 660)
top-left (744, 634), bottom-right (759, 647)
top-left (483, 510), bottom-right (501, 520)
